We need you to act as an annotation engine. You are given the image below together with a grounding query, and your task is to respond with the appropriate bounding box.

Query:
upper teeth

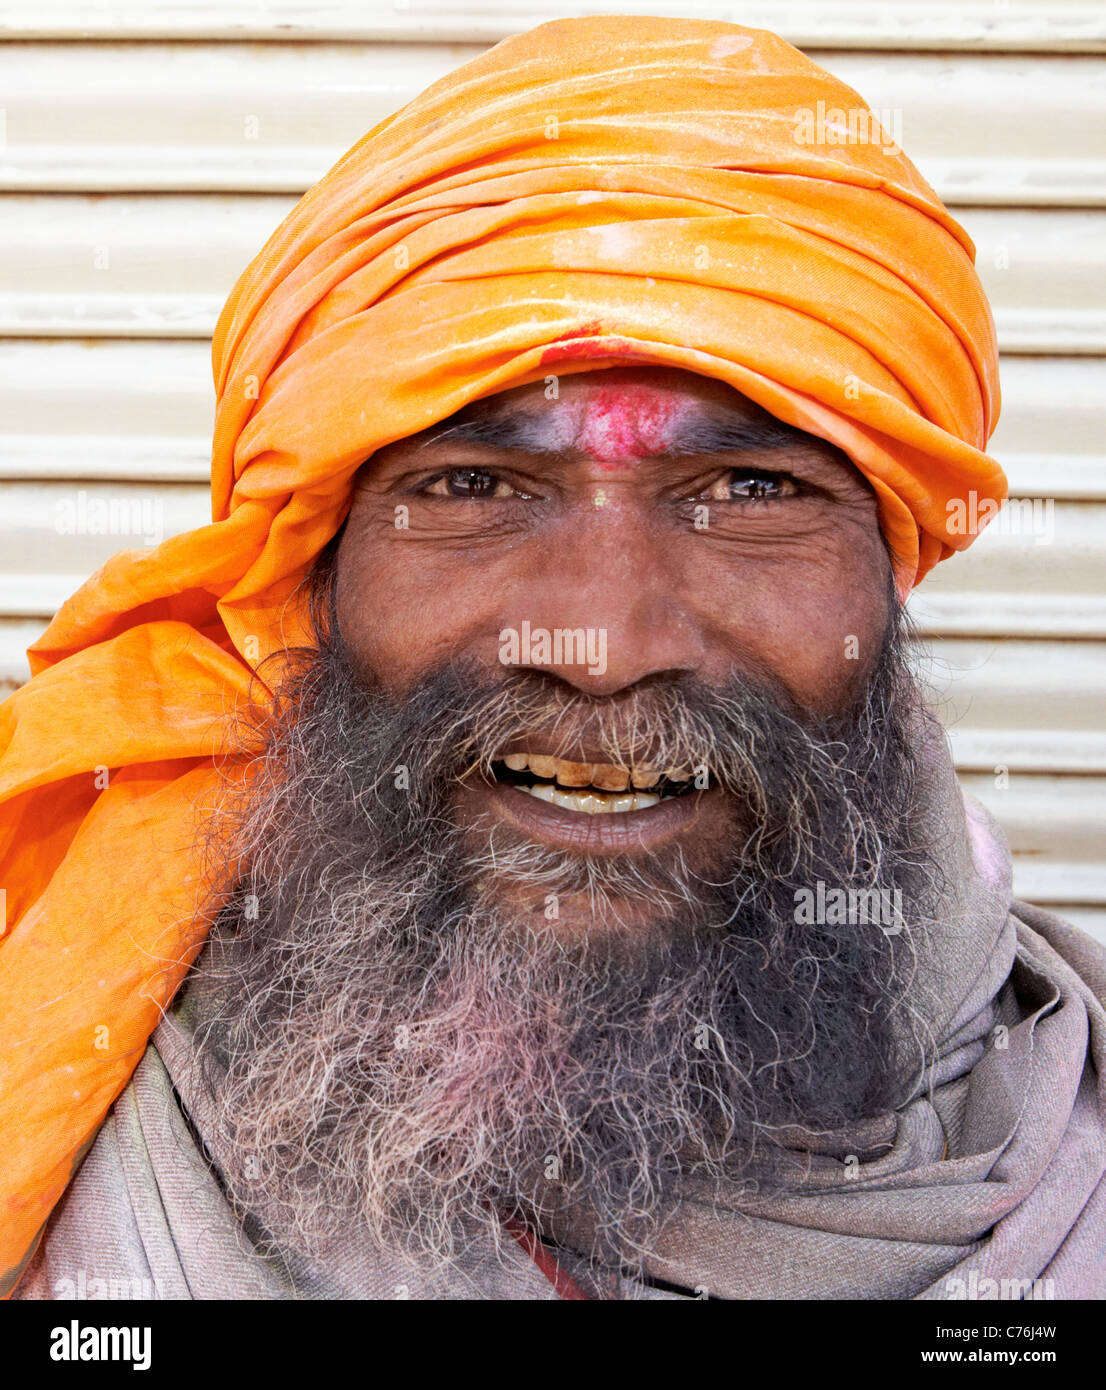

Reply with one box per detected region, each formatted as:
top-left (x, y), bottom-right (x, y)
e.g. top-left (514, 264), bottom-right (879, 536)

top-left (522, 784), bottom-right (662, 814)
top-left (497, 752), bottom-right (697, 815)
top-left (500, 752), bottom-right (690, 790)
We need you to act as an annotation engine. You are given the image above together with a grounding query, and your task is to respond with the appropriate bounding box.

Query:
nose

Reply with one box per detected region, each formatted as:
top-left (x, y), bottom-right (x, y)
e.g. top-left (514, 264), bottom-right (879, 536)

top-left (496, 500), bottom-right (708, 696)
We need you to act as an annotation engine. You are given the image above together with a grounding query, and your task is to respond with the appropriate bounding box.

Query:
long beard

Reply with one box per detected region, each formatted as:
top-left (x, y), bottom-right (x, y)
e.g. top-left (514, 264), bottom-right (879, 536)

top-left (188, 590), bottom-right (941, 1280)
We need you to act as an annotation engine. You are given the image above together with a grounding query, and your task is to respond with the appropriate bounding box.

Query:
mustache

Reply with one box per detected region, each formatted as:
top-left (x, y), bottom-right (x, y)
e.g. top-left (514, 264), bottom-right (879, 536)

top-left (256, 615), bottom-right (920, 879)
top-left (342, 637), bottom-right (873, 774)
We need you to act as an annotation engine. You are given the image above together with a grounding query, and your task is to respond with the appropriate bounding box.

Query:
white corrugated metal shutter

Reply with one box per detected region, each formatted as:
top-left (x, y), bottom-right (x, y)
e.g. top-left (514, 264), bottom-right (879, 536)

top-left (2, 2), bottom-right (1104, 940)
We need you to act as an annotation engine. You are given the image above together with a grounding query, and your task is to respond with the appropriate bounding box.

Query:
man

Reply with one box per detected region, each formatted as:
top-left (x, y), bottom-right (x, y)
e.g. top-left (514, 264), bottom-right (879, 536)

top-left (3, 17), bottom-right (1104, 1300)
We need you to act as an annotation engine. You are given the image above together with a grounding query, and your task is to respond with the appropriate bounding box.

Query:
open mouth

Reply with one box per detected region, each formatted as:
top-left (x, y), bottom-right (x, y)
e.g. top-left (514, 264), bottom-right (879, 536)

top-left (492, 752), bottom-right (699, 815)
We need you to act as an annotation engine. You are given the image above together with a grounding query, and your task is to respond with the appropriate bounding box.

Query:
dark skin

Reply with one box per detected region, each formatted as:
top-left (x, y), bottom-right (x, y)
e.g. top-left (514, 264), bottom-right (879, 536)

top-left (335, 365), bottom-right (895, 927)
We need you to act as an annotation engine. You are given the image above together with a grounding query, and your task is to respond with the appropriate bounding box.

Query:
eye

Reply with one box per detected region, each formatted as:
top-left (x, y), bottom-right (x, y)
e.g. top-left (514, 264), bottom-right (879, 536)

top-left (699, 470), bottom-right (798, 502)
top-left (420, 468), bottom-right (527, 500)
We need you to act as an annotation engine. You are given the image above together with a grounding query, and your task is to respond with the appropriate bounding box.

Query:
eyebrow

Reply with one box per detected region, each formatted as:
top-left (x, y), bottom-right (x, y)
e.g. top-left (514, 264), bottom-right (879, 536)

top-left (416, 411), bottom-right (830, 459)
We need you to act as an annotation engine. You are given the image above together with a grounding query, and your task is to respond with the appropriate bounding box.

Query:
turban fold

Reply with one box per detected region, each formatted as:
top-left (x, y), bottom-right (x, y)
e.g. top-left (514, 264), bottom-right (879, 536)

top-left (0, 15), bottom-right (1005, 1289)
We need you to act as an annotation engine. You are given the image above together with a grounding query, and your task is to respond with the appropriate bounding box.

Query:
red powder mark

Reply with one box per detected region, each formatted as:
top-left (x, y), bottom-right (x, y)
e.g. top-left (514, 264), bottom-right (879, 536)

top-left (538, 336), bottom-right (642, 367)
top-left (574, 382), bottom-right (682, 470)
top-left (547, 319), bottom-right (605, 344)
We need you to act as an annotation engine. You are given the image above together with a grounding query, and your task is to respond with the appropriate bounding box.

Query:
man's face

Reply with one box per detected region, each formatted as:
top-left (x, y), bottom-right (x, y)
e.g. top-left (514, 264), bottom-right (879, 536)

top-left (195, 368), bottom-right (929, 1269)
top-left (335, 365), bottom-right (892, 931)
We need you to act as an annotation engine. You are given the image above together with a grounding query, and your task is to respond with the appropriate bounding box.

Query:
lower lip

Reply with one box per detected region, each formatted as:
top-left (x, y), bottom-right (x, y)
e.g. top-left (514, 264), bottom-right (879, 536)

top-left (480, 779), bottom-right (709, 854)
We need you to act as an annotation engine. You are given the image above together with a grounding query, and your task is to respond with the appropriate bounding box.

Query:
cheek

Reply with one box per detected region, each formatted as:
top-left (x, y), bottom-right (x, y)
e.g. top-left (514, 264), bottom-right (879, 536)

top-left (335, 521), bottom-right (500, 689)
top-left (770, 582), bottom-right (890, 709)
top-left (692, 528), bottom-right (892, 713)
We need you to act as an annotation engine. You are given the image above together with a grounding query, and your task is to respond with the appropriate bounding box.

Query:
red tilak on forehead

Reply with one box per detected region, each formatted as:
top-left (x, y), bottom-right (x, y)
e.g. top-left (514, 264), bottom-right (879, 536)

top-left (573, 384), bottom-right (685, 470)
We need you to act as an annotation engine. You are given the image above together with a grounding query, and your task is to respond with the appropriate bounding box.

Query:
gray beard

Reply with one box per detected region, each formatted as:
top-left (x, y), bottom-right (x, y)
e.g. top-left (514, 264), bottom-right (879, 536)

top-left (186, 579), bottom-right (942, 1279)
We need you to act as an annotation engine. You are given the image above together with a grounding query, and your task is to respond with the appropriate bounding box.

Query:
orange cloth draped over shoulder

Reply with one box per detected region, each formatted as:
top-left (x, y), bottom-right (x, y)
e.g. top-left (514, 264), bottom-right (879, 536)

top-left (0, 15), bottom-right (1005, 1290)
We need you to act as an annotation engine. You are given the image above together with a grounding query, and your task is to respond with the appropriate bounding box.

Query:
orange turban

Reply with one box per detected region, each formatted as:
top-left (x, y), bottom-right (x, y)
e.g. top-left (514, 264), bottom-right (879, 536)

top-left (0, 15), bottom-right (1004, 1289)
